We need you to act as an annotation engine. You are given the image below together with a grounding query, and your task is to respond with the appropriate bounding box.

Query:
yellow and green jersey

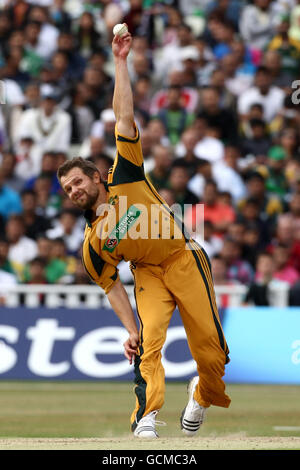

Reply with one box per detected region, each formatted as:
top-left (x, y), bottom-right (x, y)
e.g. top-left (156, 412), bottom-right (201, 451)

top-left (82, 123), bottom-right (186, 293)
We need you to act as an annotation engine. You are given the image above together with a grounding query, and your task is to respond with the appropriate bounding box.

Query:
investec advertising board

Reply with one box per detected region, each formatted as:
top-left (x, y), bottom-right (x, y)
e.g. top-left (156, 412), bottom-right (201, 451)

top-left (0, 307), bottom-right (299, 383)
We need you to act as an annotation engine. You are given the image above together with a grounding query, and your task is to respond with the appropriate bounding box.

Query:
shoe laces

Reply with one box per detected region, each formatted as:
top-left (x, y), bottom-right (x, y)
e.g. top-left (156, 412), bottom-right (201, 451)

top-left (139, 410), bottom-right (166, 427)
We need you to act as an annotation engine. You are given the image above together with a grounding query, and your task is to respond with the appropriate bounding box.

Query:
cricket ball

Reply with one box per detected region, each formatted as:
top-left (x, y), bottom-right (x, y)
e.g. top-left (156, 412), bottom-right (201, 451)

top-left (113, 23), bottom-right (128, 38)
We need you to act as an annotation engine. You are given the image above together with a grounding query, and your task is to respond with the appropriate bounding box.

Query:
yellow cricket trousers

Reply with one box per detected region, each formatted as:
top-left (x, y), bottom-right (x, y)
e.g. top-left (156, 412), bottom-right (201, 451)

top-left (130, 240), bottom-right (231, 429)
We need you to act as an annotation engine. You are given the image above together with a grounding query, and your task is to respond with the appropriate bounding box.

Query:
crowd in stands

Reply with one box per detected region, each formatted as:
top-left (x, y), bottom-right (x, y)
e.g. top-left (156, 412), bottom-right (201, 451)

top-left (1, 0), bottom-right (300, 307)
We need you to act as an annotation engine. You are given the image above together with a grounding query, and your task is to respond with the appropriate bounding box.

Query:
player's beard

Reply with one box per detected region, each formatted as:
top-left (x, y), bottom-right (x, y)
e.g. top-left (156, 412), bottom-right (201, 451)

top-left (74, 186), bottom-right (99, 210)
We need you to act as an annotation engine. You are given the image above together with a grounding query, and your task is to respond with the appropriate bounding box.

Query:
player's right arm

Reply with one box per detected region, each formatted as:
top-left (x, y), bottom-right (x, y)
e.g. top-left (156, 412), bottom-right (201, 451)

top-left (112, 31), bottom-right (135, 139)
top-left (111, 30), bottom-right (144, 169)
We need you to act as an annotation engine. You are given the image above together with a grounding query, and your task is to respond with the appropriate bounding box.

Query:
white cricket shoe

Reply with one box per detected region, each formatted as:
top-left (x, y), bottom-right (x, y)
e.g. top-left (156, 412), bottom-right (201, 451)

top-left (180, 376), bottom-right (206, 436)
top-left (133, 411), bottom-right (159, 438)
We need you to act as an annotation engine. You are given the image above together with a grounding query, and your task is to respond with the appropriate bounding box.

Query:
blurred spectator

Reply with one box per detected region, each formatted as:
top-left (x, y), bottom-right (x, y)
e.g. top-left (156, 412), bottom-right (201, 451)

top-left (150, 68), bottom-right (199, 115)
top-left (92, 154), bottom-right (114, 182)
top-left (66, 82), bottom-right (94, 144)
top-left (205, 0), bottom-right (242, 32)
top-left (289, 279), bottom-right (300, 305)
top-left (263, 49), bottom-right (295, 89)
top-left (244, 251), bottom-right (288, 305)
top-left (185, 180), bottom-right (236, 236)
top-left (82, 65), bottom-right (113, 118)
top-left (24, 150), bottom-right (62, 195)
top-left (146, 144), bottom-right (173, 191)
top-left (68, 256), bottom-right (93, 285)
top-left (0, 167), bottom-right (22, 221)
top-left (6, 214), bottom-right (38, 280)
top-left (153, 23), bottom-right (196, 84)
top-left (45, 237), bottom-right (77, 284)
top-left (0, 151), bottom-right (24, 192)
top-left (46, 208), bottom-right (84, 255)
top-left (197, 86), bottom-right (239, 144)
top-left (146, 119), bottom-right (170, 148)
top-left (237, 197), bottom-right (272, 247)
top-left (187, 159), bottom-right (214, 200)
top-left (272, 243), bottom-right (300, 286)
top-left (167, 160), bottom-right (199, 212)
top-left (265, 145), bottom-right (289, 198)
top-left (0, 45), bottom-right (31, 90)
top-left (16, 84), bottom-right (72, 163)
top-left (238, 172), bottom-right (283, 223)
top-left (25, 256), bottom-right (48, 284)
top-left (195, 220), bottom-right (224, 259)
top-left (192, 116), bottom-right (225, 164)
top-left (289, 2), bottom-right (300, 43)
top-left (220, 52), bottom-right (253, 97)
top-left (268, 14), bottom-right (300, 78)
top-left (21, 189), bottom-right (51, 240)
top-left (133, 74), bottom-right (152, 122)
top-left (56, 31), bottom-right (86, 81)
top-left (89, 108), bottom-right (117, 157)
top-left (220, 237), bottom-right (254, 284)
top-left (26, 5), bottom-right (59, 60)
top-left (175, 127), bottom-right (200, 177)
top-left (50, 0), bottom-right (72, 32)
top-left (14, 136), bottom-right (41, 181)
top-left (158, 187), bottom-right (176, 208)
top-left (241, 118), bottom-right (272, 157)
top-left (237, 66), bottom-right (285, 123)
top-left (74, 11), bottom-right (102, 60)
top-left (211, 253), bottom-right (240, 309)
top-left (33, 174), bottom-right (60, 218)
top-left (154, 85), bottom-right (195, 145)
top-left (0, 236), bottom-right (16, 276)
top-left (209, 67), bottom-right (236, 110)
top-left (239, 0), bottom-right (278, 52)
top-left (278, 127), bottom-right (300, 160)
top-left (210, 145), bottom-right (248, 204)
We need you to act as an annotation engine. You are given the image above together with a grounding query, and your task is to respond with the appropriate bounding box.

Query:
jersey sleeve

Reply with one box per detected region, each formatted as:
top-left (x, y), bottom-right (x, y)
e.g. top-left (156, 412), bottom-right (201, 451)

top-left (82, 240), bottom-right (119, 294)
top-left (115, 122), bottom-right (143, 166)
top-left (107, 122), bottom-right (145, 186)
top-left (94, 263), bottom-right (120, 294)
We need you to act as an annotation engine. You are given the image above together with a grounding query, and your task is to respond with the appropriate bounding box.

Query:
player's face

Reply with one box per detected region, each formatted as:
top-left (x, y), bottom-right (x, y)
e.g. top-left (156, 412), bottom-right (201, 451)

top-left (61, 167), bottom-right (100, 210)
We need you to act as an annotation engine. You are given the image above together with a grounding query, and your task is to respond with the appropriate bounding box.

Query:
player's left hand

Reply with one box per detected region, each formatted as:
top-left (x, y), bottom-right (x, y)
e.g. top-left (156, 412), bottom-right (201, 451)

top-left (123, 331), bottom-right (139, 365)
top-left (112, 30), bottom-right (132, 60)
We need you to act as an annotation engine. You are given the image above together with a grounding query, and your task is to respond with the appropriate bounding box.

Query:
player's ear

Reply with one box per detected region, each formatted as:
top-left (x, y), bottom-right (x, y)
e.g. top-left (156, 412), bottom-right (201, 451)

top-left (92, 170), bottom-right (101, 184)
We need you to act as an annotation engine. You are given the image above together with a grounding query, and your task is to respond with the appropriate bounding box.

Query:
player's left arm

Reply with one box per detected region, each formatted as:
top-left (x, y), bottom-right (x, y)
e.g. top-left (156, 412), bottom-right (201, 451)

top-left (107, 278), bottom-right (139, 364)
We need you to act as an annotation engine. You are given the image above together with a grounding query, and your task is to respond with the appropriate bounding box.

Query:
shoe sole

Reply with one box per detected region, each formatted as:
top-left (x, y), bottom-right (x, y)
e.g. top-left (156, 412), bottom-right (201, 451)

top-left (134, 427), bottom-right (158, 439)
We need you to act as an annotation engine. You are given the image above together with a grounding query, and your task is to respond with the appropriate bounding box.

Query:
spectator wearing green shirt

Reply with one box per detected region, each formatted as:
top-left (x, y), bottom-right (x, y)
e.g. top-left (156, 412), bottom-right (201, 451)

top-left (155, 85), bottom-right (195, 145)
top-left (265, 145), bottom-right (289, 198)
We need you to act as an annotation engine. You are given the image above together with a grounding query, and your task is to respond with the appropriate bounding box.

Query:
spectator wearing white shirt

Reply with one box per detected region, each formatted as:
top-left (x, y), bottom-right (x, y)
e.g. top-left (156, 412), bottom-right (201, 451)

top-left (153, 23), bottom-right (196, 86)
top-left (27, 5), bottom-right (59, 60)
top-left (6, 214), bottom-right (38, 280)
top-left (16, 84), bottom-right (71, 166)
top-left (239, 0), bottom-right (279, 52)
top-left (192, 115), bottom-right (224, 164)
top-left (237, 65), bottom-right (285, 123)
top-left (46, 209), bottom-right (84, 255)
top-left (188, 145), bottom-right (247, 205)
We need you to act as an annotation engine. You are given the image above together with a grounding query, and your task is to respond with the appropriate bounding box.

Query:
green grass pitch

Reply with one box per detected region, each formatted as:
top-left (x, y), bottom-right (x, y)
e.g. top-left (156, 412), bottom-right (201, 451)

top-left (0, 381), bottom-right (299, 449)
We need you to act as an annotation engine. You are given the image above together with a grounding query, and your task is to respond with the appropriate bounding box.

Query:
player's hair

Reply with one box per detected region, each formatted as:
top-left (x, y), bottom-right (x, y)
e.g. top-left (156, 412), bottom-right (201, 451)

top-left (57, 157), bottom-right (102, 183)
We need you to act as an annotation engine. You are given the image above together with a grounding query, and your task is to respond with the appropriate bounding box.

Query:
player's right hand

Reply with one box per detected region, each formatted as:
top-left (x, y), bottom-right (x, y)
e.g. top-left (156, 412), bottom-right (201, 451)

top-left (123, 331), bottom-right (139, 365)
top-left (112, 31), bottom-right (132, 60)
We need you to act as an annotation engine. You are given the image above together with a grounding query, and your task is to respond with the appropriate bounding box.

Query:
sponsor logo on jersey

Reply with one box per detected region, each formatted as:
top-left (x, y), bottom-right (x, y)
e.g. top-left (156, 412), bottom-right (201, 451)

top-left (103, 205), bottom-right (141, 252)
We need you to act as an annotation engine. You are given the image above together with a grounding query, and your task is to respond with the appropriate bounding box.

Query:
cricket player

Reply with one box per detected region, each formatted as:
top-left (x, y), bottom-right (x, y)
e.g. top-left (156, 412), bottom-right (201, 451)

top-left (57, 31), bottom-right (231, 438)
